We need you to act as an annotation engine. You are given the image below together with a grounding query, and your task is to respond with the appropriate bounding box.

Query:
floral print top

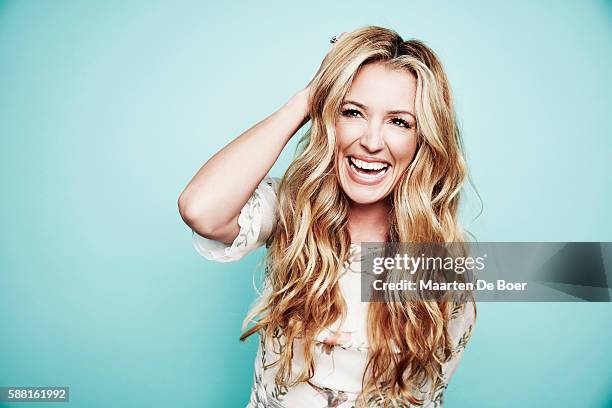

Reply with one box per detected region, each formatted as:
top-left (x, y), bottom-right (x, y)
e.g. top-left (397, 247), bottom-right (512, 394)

top-left (192, 176), bottom-right (476, 408)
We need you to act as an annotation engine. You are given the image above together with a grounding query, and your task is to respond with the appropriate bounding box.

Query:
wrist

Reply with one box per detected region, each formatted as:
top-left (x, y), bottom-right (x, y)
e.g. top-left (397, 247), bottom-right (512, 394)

top-left (283, 89), bottom-right (310, 122)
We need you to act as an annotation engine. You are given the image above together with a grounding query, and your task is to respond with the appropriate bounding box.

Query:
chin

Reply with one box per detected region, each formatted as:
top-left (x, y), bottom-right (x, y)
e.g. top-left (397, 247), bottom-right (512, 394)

top-left (342, 186), bottom-right (389, 205)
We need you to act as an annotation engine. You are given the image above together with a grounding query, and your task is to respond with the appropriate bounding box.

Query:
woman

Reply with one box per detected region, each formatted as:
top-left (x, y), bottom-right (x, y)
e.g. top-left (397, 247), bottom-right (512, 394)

top-left (178, 26), bottom-right (476, 408)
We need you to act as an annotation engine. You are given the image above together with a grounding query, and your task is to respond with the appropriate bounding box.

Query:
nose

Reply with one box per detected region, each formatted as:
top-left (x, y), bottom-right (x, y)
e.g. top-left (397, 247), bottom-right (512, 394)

top-left (359, 122), bottom-right (384, 152)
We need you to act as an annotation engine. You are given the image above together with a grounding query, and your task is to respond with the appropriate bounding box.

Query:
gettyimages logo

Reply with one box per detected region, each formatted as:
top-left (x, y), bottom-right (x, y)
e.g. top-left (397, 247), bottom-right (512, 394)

top-left (359, 242), bottom-right (611, 302)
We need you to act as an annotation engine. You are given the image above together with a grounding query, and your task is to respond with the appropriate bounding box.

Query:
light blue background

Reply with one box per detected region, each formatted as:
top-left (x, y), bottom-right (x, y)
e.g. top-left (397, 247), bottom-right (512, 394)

top-left (1, 1), bottom-right (611, 407)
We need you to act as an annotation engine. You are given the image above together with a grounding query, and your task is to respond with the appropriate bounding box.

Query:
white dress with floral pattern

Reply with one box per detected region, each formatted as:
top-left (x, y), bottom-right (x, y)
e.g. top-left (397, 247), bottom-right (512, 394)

top-left (191, 176), bottom-right (475, 408)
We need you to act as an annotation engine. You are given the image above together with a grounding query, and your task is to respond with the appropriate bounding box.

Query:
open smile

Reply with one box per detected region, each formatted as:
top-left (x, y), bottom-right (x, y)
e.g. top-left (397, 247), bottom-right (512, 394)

top-left (346, 155), bottom-right (391, 185)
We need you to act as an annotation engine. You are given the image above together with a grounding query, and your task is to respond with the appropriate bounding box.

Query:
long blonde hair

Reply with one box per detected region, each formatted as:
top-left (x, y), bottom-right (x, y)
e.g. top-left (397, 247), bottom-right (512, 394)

top-left (241, 25), bottom-right (476, 406)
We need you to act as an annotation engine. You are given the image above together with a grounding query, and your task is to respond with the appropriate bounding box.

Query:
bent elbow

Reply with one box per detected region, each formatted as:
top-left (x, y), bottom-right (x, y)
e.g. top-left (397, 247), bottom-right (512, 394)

top-left (178, 193), bottom-right (220, 238)
top-left (177, 191), bottom-right (193, 225)
top-left (178, 192), bottom-right (203, 229)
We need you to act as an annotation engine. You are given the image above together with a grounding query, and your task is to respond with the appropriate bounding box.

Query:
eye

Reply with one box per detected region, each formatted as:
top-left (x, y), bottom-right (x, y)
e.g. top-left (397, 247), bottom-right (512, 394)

top-left (341, 109), bottom-right (413, 129)
top-left (341, 109), bottom-right (362, 118)
top-left (391, 118), bottom-right (412, 129)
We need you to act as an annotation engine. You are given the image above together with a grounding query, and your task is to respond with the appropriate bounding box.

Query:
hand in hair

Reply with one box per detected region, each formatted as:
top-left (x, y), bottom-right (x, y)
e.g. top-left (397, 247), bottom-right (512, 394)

top-left (178, 69), bottom-right (312, 244)
top-left (304, 32), bottom-right (347, 94)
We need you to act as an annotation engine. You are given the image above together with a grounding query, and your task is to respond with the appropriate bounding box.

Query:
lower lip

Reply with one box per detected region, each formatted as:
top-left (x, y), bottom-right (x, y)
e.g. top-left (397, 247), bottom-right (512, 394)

top-left (346, 157), bottom-right (390, 186)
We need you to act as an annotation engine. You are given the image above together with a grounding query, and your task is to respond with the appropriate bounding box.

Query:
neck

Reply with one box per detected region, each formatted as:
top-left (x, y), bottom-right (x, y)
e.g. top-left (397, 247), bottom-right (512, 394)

top-left (348, 199), bottom-right (391, 244)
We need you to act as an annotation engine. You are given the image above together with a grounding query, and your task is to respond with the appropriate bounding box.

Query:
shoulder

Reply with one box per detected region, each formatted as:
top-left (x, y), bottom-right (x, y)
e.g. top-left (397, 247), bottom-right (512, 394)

top-left (449, 301), bottom-right (476, 350)
top-left (441, 300), bottom-right (476, 382)
top-left (261, 176), bottom-right (281, 195)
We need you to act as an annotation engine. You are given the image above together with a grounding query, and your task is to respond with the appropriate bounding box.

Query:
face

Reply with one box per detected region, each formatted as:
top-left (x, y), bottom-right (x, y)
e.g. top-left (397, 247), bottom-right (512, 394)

top-left (335, 62), bottom-right (419, 205)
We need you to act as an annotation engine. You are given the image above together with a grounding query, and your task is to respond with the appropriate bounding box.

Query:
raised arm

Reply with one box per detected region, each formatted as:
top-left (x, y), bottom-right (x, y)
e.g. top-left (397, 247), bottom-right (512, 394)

top-left (179, 33), bottom-right (347, 245)
top-left (178, 88), bottom-right (309, 244)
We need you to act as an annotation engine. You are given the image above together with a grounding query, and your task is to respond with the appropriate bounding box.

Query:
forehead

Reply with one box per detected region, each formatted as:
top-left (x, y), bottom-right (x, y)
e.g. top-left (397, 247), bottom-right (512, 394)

top-left (345, 62), bottom-right (416, 109)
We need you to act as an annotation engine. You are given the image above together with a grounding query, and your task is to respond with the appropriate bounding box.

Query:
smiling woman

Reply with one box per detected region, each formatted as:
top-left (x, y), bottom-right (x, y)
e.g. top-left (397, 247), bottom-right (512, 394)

top-left (178, 25), bottom-right (475, 407)
top-left (336, 63), bottom-right (419, 203)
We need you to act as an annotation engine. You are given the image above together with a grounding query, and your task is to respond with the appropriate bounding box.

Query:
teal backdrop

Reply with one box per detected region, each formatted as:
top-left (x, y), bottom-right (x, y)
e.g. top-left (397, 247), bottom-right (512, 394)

top-left (1, 1), bottom-right (611, 407)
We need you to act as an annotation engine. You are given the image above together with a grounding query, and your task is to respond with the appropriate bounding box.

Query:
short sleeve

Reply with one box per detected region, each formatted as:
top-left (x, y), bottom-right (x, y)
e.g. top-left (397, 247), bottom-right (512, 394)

top-left (192, 176), bottom-right (280, 263)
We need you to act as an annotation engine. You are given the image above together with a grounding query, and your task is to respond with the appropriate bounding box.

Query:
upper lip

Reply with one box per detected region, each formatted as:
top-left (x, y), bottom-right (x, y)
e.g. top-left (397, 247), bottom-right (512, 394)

top-left (348, 154), bottom-right (391, 166)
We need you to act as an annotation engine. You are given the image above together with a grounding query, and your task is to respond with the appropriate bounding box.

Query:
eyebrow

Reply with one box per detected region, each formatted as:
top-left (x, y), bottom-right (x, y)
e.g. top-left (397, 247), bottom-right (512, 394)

top-left (342, 99), bottom-right (416, 120)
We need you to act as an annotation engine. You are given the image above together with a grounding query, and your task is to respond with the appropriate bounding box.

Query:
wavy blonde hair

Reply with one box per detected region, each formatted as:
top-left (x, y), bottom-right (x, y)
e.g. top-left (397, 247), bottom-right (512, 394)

top-left (241, 25), bottom-right (477, 407)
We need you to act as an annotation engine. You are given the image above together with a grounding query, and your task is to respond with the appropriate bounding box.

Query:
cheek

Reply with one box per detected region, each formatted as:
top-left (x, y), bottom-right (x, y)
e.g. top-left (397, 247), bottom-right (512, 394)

top-left (335, 120), bottom-right (364, 149)
top-left (386, 132), bottom-right (418, 165)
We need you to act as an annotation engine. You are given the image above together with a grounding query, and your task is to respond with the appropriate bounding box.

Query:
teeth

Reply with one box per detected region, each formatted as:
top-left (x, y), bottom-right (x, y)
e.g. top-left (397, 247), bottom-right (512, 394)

top-left (349, 157), bottom-right (389, 171)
